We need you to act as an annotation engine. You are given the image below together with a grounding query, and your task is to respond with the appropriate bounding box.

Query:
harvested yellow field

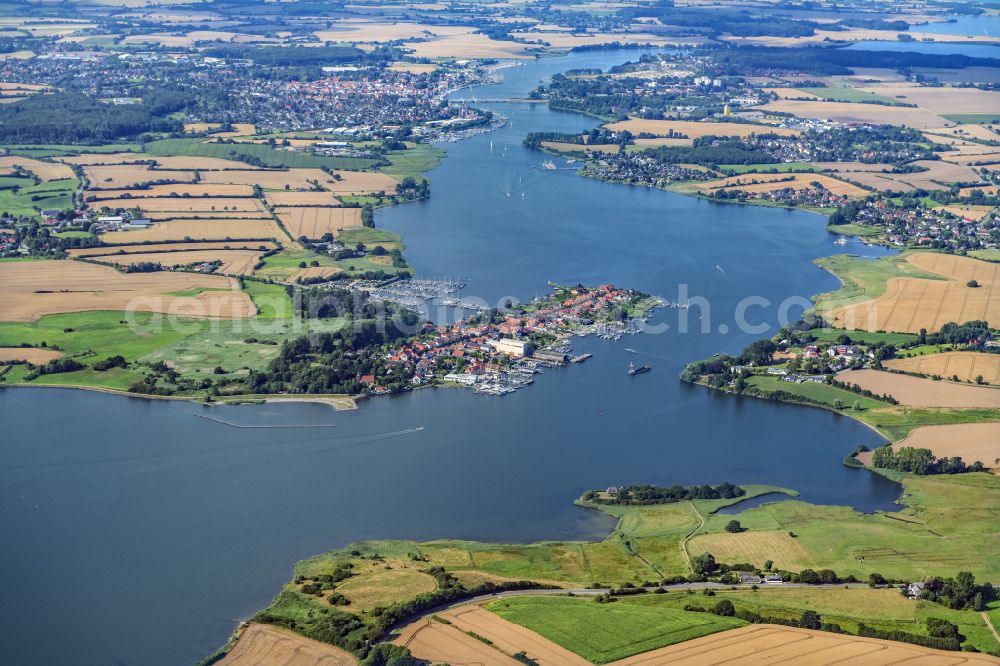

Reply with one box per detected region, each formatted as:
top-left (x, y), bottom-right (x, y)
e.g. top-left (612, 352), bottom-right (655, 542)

top-left (211, 123), bottom-right (256, 138)
top-left (292, 266), bottom-right (342, 282)
top-left (146, 155), bottom-right (256, 170)
top-left (634, 136), bottom-right (697, 148)
top-left (199, 168), bottom-right (332, 190)
top-left (440, 605), bottom-right (589, 665)
top-left (69, 241), bottom-right (276, 257)
top-left (961, 185), bottom-right (999, 197)
top-left (218, 623), bottom-right (356, 666)
top-left (689, 530), bottom-right (816, 572)
top-left (926, 124), bottom-right (1000, 143)
top-left (609, 624), bottom-right (1000, 665)
top-left (336, 570), bottom-right (436, 611)
top-left (102, 219), bottom-right (279, 243)
top-left (698, 173), bottom-right (869, 197)
top-left (835, 160), bottom-right (984, 192)
top-left (509, 29), bottom-right (697, 50)
top-left (389, 62), bottom-right (438, 73)
top-left (396, 617), bottom-right (521, 666)
top-left (894, 423), bottom-right (1000, 469)
top-left (96, 197), bottom-right (264, 213)
top-left (940, 204), bottom-right (994, 221)
top-left (121, 34), bottom-right (196, 47)
top-left (836, 369), bottom-right (1000, 408)
top-left (861, 84), bottom-right (1000, 115)
top-left (86, 184), bottom-right (255, 200)
top-left (142, 211), bottom-right (269, 220)
top-left (276, 207), bottom-right (361, 239)
top-left (264, 191), bottom-right (342, 206)
top-left (0, 347), bottom-right (63, 364)
top-left (0, 156), bottom-right (74, 181)
top-left (316, 21), bottom-right (472, 43)
top-left (541, 141), bottom-right (620, 154)
top-left (824, 253), bottom-right (1000, 333)
top-left (324, 171), bottom-right (399, 195)
top-left (606, 119), bottom-right (799, 139)
top-left (84, 165), bottom-right (195, 189)
top-left (757, 100), bottom-right (950, 129)
top-left (90, 249), bottom-right (264, 275)
top-left (0, 260), bottom-right (254, 322)
top-left (407, 32), bottom-right (535, 59)
top-left (765, 86), bottom-right (823, 100)
top-left (184, 122), bottom-right (219, 133)
top-left (886, 352), bottom-right (1000, 385)
top-left (60, 152), bottom-right (151, 166)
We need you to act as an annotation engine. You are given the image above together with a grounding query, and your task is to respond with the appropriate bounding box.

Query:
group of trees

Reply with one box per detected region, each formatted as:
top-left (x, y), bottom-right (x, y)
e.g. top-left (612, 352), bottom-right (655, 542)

top-left (0, 92), bottom-right (182, 144)
top-left (585, 482), bottom-right (745, 505)
top-left (919, 571), bottom-right (996, 611)
top-left (871, 445), bottom-right (986, 475)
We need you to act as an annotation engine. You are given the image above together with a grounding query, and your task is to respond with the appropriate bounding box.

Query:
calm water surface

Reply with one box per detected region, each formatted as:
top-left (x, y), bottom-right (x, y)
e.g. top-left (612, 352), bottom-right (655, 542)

top-left (1, 49), bottom-right (900, 665)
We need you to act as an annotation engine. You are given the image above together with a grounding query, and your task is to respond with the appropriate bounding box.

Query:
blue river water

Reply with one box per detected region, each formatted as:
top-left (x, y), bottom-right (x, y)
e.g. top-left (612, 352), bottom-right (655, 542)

top-left (1, 49), bottom-right (908, 665)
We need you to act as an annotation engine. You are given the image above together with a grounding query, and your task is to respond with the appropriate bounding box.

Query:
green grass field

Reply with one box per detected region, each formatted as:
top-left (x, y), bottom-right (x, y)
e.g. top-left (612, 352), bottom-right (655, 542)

top-left (243, 280), bottom-right (293, 319)
top-left (488, 596), bottom-right (745, 663)
top-left (143, 138), bottom-right (378, 171)
top-left (805, 326), bottom-right (916, 346)
top-left (813, 252), bottom-right (943, 311)
top-left (623, 588), bottom-right (1000, 654)
top-left (719, 162), bottom-right (818, 174)
top-left (795, 87), bottom-right (904, 105)
top-left (381, 143), bottom-right (444, 180)
top-left (0, 177), bottom-right (78, 217)
top-left (826, 222), bottom-right (884, 237)
top-left (745, 375), bottom-right (886, 411)
top-left (338, 227), bottom-right (404, 252)
top-left (942, 114), bottom-right (1000, 125)
top-left (1, 143), bottom-right (141, 157)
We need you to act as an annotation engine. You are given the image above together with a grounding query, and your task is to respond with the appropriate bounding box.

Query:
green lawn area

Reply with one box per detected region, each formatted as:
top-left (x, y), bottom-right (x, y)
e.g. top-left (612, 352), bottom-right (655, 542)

top-left (969, 249), bottom-right (1000, 263)
top-left (826, 222), bottom-right (883, 237)
top-left (487, 596), bottom-right (744, 663)
top-left (0, 143), bottom-right (141, 157)
top-left (861, 406), bottom-right (1000, 442)
top-left (805, 326), bottom-right (917, 346)
top-left (687, 472), bottom-right (1000, 583)
top-left (813, 252), bottom-right (943, 311)
top-left (0, 178), bottom-right (78, 217)
top-left (144, 138), bottom-right (378, 171)
top-left (795, 87), bottom-right (904, 105)
top-left (52, 230), bottom-right (94, 239)
top-left (942, 114), bottom-right (1000, 125)
top-left (243, 280), bottom-right (293, 319)
top-left (338, 226), bottom-right (403, 252)
top-left (745, 374), bottom-right (886, 411)
top-left (720, 162), bottom-right (818, 174)
top-left (623, 588), bottom-right (1000, 654)
top-left (381, 143), bottom-right (444, 180)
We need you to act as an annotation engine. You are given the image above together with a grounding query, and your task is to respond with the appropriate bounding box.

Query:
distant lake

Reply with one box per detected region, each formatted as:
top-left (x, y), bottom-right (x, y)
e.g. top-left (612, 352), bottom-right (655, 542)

top-left (0, 49), bottom-right (899, 666)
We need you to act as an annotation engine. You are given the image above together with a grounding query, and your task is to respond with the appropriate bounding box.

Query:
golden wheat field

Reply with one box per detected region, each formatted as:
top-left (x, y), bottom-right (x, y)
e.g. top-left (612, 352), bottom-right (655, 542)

top-left (396, 617), bottom-right (522, 666)
top-left (823, 253), bottom-right (1000, 333)
top-left (90, 249), bottom-right (264, 275)
top-left (860, 84), bottom-right (1000, 115)
top-left (101, 219), bottom-right (280, 243)
top-left (217, 623), bottom-right (356, 666)
top-left (757, 100), bottom-right (950, 129)
top-left (0, 156), bottom-right (74, 181)
top-left (606, 119), bottom-right (799, 139)
top-left (689, 530), bottom-right (816, 572)
top-left (0, 347), bottom-right (64, 364)
top-left (86, 184), bottom-right (256, 200)
top-left (885, 351), bottom-right (1000, 385)
top-left (140, 211), bottom-right (270, 220)
top-left (59, 152), bottom-right (152, 166)
top-left (95, 197), bottom-right (265, 213)
top-left (264, 191), bottom-right (342, 206)
top-left (0, 260), bottom-right (255, 321)
top-left (698, 173), bottom-right (870, 197)
top-left (197, 168), bottom-right (332, 190)
top-left (322, 171), bottom-right (399, 195)
top-left (69, 241), bottom-right (277, 257)
top-left (893, 423), bottom-right (1000, 470)
top-left (275, 207), bottom-right (362, 239)
top-left (84, 165), bottom-right (196, 189)
top-left (836, 369), bottom-right (1000, 408)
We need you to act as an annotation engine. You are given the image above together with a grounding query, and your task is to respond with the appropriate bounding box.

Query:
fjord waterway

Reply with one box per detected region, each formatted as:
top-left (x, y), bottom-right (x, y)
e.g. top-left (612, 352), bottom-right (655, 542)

top-left (0, 49), bottom-right (898, 665)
